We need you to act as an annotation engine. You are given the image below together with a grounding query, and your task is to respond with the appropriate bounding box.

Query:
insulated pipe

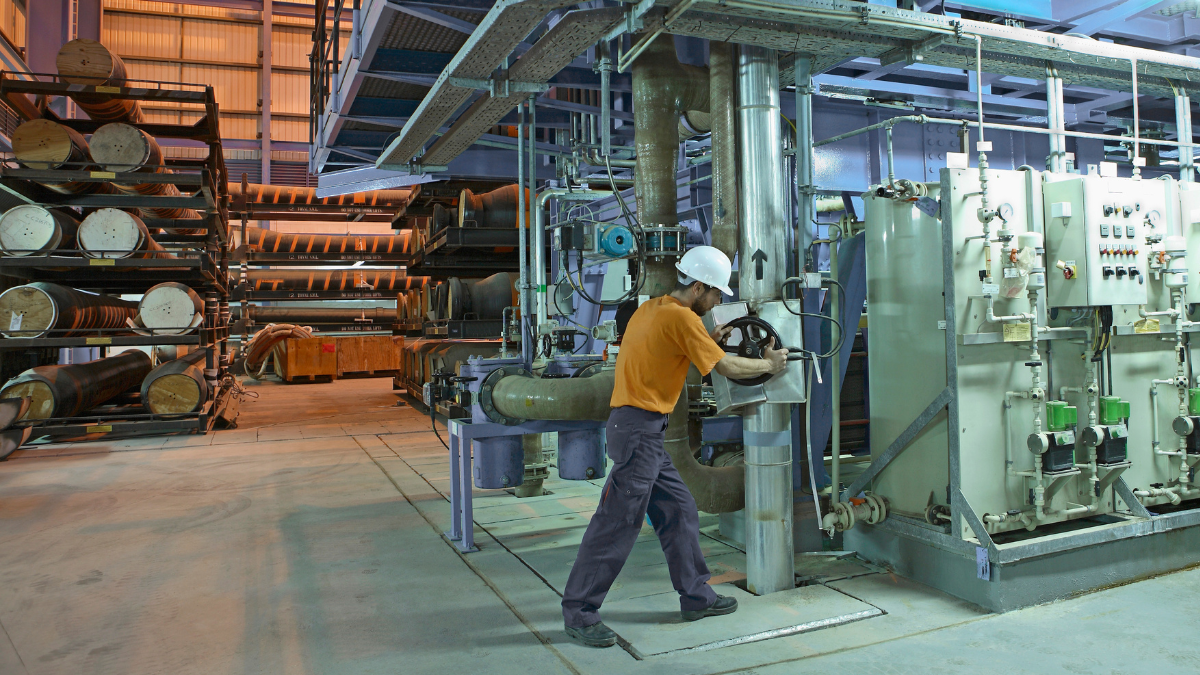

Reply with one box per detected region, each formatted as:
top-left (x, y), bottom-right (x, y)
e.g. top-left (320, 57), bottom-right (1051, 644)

top-left (234, 306), bottom-right (395, 325)
top-left (491, 370), bottom-right (616, 422)
top-left (737, 45), bottom-right (794, 595)
top-left (632, 36), bottom-right (709, 296)
top-left (709, 42), bottom-right (739, 262)
top-left (666, 369), bottom-right (745, 513)
top-left (240, 226), bottom-right (411, 255)
top-left (238, 270), bottom-right (427, 292)
top-left (1046, 67), bottom-right (1066, 173)
top-left (1174, 84), bottom-right (1194, 183)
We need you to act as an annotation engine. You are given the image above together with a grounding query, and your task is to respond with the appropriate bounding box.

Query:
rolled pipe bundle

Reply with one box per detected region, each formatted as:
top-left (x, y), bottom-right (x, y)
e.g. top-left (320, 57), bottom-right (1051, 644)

top-left (55, 39), bottom-right (144, 123)
top-left (241, 226), bottom-right (410, 255)
top-left (433, 282), bottom-right (448, 321)
top-left (89, 123), bottom-right (201, 223)
top-left (133, 282), bottom-right (203, 335)
top-left (11, 119), bottom-right (116, 195)
top-left (0, 282), bottom-right (138, 338)
top-left (1, 350), bottom-right (153, 420)
top-left (141, 351), bottom-right (209, 415)
top-left (239, 269), bottom-right (427, 292)
top-left (458, 185), bottom-right (530, 228)
top-left (447, 273), bottom-right (517, 321)
top-left (396, 293), bottom-right (410, 323)
top-left (235, 305), bottom-right (394, 325)
top-left (0, 205), bottom-right (79, 256)
top-left (243, 324), bottom-right (312, 377)
top-left (77, 208), bottom-right (172, 259)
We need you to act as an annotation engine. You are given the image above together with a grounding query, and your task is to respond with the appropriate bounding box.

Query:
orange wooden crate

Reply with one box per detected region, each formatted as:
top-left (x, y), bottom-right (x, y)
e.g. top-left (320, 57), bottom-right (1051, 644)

top-left (277, 337), bottom-right (337, 382)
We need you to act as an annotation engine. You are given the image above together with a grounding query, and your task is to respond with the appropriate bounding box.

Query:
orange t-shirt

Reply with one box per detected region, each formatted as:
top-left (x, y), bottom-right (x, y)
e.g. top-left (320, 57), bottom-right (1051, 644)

top-left (610, 295), bottom-right (728, 414)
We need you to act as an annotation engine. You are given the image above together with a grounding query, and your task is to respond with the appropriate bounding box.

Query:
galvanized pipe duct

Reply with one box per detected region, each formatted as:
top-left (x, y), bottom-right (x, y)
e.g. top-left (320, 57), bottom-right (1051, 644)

top-left (737, 45), bottom-right (794, 595)
top-left (631, 37), bottom-right (709, 296)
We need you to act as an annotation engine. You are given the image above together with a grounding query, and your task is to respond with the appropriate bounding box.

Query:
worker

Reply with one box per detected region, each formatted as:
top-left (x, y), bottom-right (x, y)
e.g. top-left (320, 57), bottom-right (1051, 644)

top-left (562, 245), bottom-right (789, 648)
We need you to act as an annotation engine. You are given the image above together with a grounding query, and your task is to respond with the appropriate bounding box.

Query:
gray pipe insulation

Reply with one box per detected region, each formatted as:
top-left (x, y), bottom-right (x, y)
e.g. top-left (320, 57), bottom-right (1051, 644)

top-left (632, 37), bottom-right (710, 297)
top-left (489, 366), bottom-right (743, 513)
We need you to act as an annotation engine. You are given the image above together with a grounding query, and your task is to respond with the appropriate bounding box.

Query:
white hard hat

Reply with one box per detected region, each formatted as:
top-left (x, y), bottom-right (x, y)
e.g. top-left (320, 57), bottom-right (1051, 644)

top-left (676, 245), bottom-right (733, 296)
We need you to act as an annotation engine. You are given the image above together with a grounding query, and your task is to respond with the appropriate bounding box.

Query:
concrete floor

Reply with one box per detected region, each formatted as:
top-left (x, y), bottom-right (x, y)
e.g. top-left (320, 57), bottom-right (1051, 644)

top-left (1, 377), bottom-right (1198, 674)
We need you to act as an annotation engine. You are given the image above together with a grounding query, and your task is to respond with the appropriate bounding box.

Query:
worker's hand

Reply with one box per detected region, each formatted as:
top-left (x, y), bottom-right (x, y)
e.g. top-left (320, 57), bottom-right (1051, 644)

top-left (763, 337), bottom-right (788, 374)
top-left (710, 322), bottom-right (734, 344)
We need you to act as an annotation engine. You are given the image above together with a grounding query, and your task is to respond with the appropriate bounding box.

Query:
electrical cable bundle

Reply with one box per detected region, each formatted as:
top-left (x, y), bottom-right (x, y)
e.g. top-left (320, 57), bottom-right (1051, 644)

top-left (780, 276), bottom-right (847, 360)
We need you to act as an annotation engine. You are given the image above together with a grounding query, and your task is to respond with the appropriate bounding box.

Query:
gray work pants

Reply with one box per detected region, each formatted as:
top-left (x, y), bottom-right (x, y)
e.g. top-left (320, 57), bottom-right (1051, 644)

top-left (561, 405), bottom-right (718, 628)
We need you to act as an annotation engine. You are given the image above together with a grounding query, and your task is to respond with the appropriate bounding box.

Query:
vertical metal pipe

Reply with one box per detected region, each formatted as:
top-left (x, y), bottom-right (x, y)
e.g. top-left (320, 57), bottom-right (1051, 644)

top-left (517, 100), bottom-right (531, 366)
top-left (1046, 67), bottom-right (1065, 173)
top-left (1132, 58), bottom-right (1142, 178)
top-left (828, 227), bottom-right (841, 495)
top-left (736, 44), bottom-right (793, 595)
top-left (795, 54), bottom-right (814, 264)
top-left (530, 96), bottom-right (546, 331)
top-left (1176, 89), bottom-right (1194, 183)
top-left (598, 42), bottom-right (612, 159)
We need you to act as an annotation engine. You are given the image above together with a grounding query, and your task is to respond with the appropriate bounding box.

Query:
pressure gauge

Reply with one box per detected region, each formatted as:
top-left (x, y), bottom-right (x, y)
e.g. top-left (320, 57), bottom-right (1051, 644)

top-left (1146, 210), bottom-right (1163, 229)
top-left (997, 203), bottom-right (1014, 223)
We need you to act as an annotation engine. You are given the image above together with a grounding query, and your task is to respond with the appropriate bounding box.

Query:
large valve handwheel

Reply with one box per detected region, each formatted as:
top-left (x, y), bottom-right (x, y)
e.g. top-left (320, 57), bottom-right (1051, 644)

top-left (720, 316), bottom-right (783, 387)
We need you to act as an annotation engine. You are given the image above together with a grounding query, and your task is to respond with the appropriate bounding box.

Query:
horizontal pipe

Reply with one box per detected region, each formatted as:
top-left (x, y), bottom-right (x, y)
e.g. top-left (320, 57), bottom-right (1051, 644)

top-left (241, 226), bottom-right (412, 255)
top-left (492, 370), bottom-right (615, 422)
top-left (234, 306), bottom-right (395, 324)
top-left (238, 270), bottom-right (428, 292)
top-left (3, 350), bottom-right (153, 420)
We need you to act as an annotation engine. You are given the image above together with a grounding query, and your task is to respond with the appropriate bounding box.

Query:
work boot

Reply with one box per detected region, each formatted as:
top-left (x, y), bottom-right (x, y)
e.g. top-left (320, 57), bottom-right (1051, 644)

top-left (564, 621), bottom-right (618, 648)
top-left (681, 595), bottom-right (739, 622)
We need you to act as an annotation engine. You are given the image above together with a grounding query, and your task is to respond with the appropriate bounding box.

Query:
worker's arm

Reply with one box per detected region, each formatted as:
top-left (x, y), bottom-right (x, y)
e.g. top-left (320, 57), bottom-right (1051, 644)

top-left (712, 337), bottom-right (788, 380)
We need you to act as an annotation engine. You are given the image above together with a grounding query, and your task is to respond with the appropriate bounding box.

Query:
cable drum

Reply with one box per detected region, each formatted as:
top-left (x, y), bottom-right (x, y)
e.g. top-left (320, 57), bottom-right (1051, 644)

top-left (77, 209), bottom-right (172, 259)
top-left (433, 282), bottom-right (449, 321)
top-left (134, 282), bottom-right (204, 335)
top-left (0, 205), bottom-right (79, 256)
top-left (0, 282), bottom-right (138, 339)
top-left (1, 350), bottom-right (153, 420)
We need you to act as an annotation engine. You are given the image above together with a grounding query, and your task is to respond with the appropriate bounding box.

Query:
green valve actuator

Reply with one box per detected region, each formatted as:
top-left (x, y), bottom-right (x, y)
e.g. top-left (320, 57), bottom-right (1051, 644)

top-left (1046, 400), bottom-right (1077, 432)
top-left (1099, 396), bottom-right (1131, 425)
top-left (1189, 388), bottom-right (1200, 416)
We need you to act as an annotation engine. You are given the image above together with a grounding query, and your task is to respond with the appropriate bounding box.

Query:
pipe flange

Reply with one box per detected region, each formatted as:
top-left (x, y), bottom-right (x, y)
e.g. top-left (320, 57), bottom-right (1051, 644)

top-left (478, 365), bottom-right (530, 425)
top-left (641, 226), bottom-right (688, 259)
top-left (924, 503), bottom-right (950, 526)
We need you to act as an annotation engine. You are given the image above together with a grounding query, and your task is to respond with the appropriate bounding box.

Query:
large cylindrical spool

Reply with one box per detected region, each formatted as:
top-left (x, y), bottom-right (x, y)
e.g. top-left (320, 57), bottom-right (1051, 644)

top-left (433, 282), bottom-right (449, 321)
top-left (77, 208), bottom-right (171, 259)
top-left (447, 272), bottom-right (517, 321)
top-left (141, 350), bottom-right (209, 415)
top-left (0, 205), bottom-right (79, 256)
top-left (457, 185), bottom-right (531, 228)
top-left (557, 429), bottom-right (607, 481)
top-left (737, 44), bottom-right (794, 595)
top-left (235, 305), bottom-right (394, 325)
top-left (241, 226), bottom-right (410, 255)
top-left (11, 119), bottom-right (114, 195)
top-left (2, 350), bottom-right (153, 420)
top-left (240, 269), bottom-right (427, 293)
top-left (0, 282), bottom-right (138, 339)
top-left (632, 37), bottom-right (709, 297)
top-left (137, 282), bottom-right (203, 335)
top-left (473, 436), bottom-right (524, 489)
top-left (89, 123), bottom-right (201, 222)
top-left (56, 39), bottom-right (144, 123)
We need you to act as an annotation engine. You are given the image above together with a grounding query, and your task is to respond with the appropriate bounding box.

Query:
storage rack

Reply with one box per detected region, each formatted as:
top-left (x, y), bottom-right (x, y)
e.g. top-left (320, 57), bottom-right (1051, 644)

top-left (0, 73), bottom-right (231, 438)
